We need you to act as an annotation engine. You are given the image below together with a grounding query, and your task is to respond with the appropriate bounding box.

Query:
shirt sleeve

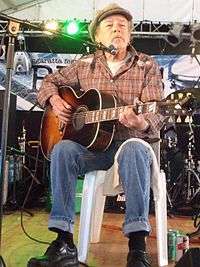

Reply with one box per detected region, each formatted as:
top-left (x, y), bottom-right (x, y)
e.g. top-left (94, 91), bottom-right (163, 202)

top-left (37, 61), bottom-right (80, 108)
top-left (140, 56), bottom-right (166, 134)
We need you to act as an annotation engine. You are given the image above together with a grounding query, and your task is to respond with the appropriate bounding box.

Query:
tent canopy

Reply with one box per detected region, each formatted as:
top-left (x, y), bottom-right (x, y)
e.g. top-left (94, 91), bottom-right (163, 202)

top-left (0, 0), bottom-right (200, 23)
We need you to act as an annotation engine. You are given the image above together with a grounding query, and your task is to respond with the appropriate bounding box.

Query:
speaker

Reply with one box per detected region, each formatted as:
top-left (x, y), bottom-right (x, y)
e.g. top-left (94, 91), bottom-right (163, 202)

top-left (0, 90), bottom-right (17, 147)
top-left (175, 248), bottom-right (200, 267)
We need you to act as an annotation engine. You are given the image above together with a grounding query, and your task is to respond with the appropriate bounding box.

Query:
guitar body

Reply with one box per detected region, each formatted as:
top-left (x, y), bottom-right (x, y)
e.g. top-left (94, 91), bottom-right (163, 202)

top-left (40, 86), bottom-right (190, 160)
top-left (40, 87), bottom-right (117, 159)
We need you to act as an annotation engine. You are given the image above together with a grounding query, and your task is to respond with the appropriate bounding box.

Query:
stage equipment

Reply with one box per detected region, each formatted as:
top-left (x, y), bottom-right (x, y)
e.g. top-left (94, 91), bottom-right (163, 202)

top-left (44, 20), bottom-right (59, 32)
top-left (166, 115), bottom-right (200, 212)
top-left (13, 51), bottom-right (32, 74)
top-left (13, 34), bottom-right (32, 74)
top-left (165, 23), bottom-right (184, 47)
top-left (161, 125), bottom-right (184, 184)
top-left (64, 20), bottom-right (80, 35)
top-left (18, 124), bottom-right (26, 164)
top-left (161, 90), bottom-right (200, 213)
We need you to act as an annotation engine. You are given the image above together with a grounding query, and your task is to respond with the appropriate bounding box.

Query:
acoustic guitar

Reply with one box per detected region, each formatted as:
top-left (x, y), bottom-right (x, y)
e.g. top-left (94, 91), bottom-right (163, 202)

top-left (40, 86), bottom-right (191, 160)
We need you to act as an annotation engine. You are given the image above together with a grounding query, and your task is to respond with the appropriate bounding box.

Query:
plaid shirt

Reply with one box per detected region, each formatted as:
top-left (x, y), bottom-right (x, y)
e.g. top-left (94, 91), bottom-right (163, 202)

top-left (38, 46), bottom-right (164, 141)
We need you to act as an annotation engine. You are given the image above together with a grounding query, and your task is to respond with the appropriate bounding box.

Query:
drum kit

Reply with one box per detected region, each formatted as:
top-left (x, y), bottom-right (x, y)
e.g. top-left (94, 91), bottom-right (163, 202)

top-left (161, 88), bottom-right (200, 215)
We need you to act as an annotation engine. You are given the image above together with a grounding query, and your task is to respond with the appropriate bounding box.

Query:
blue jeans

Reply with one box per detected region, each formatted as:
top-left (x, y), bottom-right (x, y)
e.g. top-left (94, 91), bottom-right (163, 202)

top-left (48, 139), bottom-right (152, 236)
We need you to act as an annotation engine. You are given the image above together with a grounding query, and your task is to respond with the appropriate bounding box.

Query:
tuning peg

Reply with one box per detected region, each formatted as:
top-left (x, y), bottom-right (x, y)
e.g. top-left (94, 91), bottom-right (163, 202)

top-left (177, 116), bottom-right (182, 123)
top-left (189, 116), bottom-right (193, 123)
top-left (185, 116), bottom-right (190, 123)
top-left (168, 116), bottom-right (174, 123)
top-left (178, 93), bottom-right (184, 99)
top-left (186, 92), bottom-right (192, 97)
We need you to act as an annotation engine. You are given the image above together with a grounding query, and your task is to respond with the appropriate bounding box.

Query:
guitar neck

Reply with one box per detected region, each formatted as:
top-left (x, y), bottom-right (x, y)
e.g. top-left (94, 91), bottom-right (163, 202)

top-left (84, 98), bottom-right (191, 125)
top-left (84, 102), bottom-right (157, 124)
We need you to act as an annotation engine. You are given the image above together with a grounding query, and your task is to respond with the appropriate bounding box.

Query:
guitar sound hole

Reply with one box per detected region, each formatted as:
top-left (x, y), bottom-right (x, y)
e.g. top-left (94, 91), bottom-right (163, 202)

top-left (72, 105), bottom-right (88, 131)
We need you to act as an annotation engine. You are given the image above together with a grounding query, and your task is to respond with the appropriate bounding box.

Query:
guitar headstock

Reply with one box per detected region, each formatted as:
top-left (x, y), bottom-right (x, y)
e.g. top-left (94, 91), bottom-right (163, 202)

top-left (136, 95), bottom-right (194, 123)
top-left (158, 96), bottom-right (194, 123)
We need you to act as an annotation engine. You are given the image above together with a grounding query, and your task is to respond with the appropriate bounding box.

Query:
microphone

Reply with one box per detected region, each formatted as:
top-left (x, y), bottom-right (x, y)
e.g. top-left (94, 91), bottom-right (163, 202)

top-left (98, 42), bottom-right (117, 55)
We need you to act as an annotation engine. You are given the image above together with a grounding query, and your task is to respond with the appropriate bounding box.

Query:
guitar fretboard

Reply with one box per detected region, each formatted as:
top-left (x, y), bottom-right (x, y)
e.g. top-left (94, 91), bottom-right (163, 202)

top-left (82, 99), bottom-right (190, 124)
top-left (84, 102), bottom-right (157, 124)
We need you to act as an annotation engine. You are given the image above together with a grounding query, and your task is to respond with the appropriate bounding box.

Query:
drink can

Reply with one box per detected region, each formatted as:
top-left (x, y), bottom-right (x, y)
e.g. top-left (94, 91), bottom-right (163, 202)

top-left (176, 234), bottom-right (189, 262)
top-left (168, 230), bottom-right (178, 261)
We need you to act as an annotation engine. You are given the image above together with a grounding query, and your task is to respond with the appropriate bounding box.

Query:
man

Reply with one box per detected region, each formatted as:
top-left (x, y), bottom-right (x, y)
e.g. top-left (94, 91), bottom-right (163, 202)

top-left (27, 3), bottom-right (164, 267)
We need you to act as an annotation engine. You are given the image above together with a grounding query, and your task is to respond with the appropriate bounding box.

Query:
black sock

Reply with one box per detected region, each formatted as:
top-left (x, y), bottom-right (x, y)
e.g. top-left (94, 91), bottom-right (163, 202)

top-left (49, 227), bottom-right (74, 248)
top-left (128, 231), bottom-right (149, 252)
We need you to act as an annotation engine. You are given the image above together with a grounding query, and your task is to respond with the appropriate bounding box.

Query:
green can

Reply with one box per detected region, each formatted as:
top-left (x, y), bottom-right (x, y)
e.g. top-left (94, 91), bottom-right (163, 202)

top-left (167, 230), bottom-right (178, 261)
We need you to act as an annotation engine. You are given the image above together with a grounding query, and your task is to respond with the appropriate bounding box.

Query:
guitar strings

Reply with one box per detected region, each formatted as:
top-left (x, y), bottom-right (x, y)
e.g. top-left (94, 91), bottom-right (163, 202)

top-left (69, 103), bottom-right (147, 119)
top-left (68, 101), bottom-right (180, 121)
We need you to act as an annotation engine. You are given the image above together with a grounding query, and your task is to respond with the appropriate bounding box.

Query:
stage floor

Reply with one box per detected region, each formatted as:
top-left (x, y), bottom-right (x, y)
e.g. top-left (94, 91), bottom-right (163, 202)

top-left (1, 210), bottom-right (200, 267)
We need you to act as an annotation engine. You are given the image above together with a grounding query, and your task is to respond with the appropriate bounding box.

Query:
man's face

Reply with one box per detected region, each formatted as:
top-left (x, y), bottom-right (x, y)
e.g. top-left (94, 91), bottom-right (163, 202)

top-left (95, 14), bottom-right (131, 51)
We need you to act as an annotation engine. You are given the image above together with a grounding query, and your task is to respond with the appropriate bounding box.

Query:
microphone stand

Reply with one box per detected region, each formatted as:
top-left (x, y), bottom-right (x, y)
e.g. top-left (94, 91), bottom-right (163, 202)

top-left (0, 19), bottom-right (20, 266)
top-left (0, 12), bottom-right (117, 57)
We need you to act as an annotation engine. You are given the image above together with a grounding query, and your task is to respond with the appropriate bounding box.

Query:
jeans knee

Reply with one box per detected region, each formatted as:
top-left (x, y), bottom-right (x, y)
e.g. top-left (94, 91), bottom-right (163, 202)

top-left (120, 141), bottom-right (147, 156)
top-left (118, 141), bottom-right (152, 164)
top-left (51, 140), bottom-right (81, 159)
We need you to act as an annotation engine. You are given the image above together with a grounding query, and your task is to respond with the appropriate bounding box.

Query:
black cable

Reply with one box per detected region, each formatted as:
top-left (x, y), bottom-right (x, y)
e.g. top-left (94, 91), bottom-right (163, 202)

top-left (79, 262), bottom-right (89, 266)
top-left (19, 148), bottom-right (91, 266)
top-left (20, 170), bottom-right (50, 245)
top-left (19, 144), bottom-right (51, 244)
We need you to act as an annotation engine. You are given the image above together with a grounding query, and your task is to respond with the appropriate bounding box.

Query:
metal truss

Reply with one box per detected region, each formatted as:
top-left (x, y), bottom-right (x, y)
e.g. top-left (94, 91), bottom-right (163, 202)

top-left (0, 20), bottom-right (192, 40)
top-left (0, 20), bottom-right (8, 33)
top-left (133, 21), bottom-right (191, 39)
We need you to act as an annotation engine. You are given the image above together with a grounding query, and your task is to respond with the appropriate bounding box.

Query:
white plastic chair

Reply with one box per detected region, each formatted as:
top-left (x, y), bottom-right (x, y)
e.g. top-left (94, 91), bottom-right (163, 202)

top-left (78, 141), bottom-right (168, 267)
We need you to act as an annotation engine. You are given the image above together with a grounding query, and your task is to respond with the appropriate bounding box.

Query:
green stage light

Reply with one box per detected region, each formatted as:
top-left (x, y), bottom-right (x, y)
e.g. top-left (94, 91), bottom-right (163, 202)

top-left (64, 20), bottom-right (80, 35)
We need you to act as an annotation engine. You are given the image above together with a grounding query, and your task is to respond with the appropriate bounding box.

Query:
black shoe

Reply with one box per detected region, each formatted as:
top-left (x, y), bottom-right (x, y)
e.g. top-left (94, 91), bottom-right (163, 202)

top-left (126, 249), bottom-right (151, 267)
top-left (27, 239), bottom-right (79, 267)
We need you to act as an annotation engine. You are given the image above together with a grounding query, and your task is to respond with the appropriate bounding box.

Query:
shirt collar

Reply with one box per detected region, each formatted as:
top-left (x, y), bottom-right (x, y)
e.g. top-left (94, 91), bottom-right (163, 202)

top-left (95, 45), bottom-right (139, 64)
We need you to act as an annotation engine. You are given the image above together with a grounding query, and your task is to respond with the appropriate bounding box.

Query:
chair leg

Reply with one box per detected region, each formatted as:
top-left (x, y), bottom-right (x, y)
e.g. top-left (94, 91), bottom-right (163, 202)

top-left (155, 171), bottom-right (168, 266)
top-left (78, 170), bottom-right (107, 263)
top-left (90, 170), bottom-right (106, 243)
top-left (78, 171), bottom-right (97, 263)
